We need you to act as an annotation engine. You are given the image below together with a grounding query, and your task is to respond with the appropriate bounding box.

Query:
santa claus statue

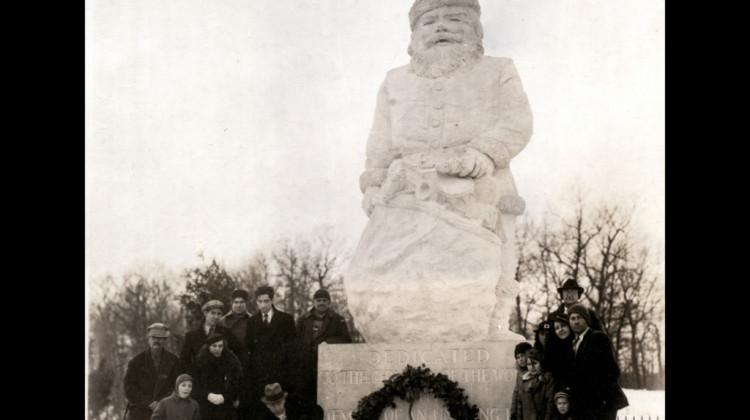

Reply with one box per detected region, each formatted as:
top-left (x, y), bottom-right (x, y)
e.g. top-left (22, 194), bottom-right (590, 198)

top-left (346, 0), bottom-right (533, 343)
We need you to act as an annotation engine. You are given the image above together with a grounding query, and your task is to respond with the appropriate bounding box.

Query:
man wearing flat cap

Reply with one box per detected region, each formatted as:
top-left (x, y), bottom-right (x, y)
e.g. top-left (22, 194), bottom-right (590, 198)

top-left (295, 288), bottom-right (351, 402)
top-left (123, 323), bottom-right (180, 420)
top-left (179, 299), bottom-right (244, 374)
top-left (567, 303), bottom-right (628, 420)
top-left (259, 382), bottom-right (323, 420)
top-left (547, 279), bottom-right (603, 332)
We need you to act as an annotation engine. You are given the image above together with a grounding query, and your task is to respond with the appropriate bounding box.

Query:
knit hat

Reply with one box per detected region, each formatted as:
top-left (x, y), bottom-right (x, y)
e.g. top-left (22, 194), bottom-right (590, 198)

top-left (202, 300), bottom-right (224, 313)
top-left (313, 289), bottom-right (331, 301)
top-left (514, 342), bottom-right (532, 357)
top-left (147, 323), bottom-right (169, 338)
top-left (525, 348), bottom-right (544, 364)
top-left (205, 332), bottom-right (225, 346)
top-left (567, 303), bottom-right (591, 326)
top-left (230, 289), bottom-right (249, 302)
top-left (554, 389), bottom-right (572, 402)
top-left (175, 374), bottom-right (193, 388)
top-left (408, 0), bottom-right (481, 31)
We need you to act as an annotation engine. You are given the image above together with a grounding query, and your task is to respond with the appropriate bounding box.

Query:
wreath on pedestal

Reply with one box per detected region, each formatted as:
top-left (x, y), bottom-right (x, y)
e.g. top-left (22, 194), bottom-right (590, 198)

top-left (351, 364), bottom-right (479, 420)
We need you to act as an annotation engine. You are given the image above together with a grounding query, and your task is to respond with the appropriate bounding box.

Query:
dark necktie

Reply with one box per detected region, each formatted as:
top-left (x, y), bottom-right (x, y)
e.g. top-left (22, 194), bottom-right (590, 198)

top-left (263, 313), bottom-right (269, 325)
top-left (572, 336), bottom-right (580, 354)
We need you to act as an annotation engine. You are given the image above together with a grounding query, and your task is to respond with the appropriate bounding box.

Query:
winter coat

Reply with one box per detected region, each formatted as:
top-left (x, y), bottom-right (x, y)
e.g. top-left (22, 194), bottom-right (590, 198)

top-left (190, 348), bottom-right (244, 420)
top-left (151, 394), bottom-right (200, 420)
top-left (295, 308), bottom-right (352, 400)
top-left (179, 324), bottom-right (245, 374)
top-left (258, 393), bottom-right (324, 420)
top-left (544, 334), bottom-right (574, 391)
top-left (246, 306), bottom-right (297, 396)
top-left (569, 330), bottom-right (628, 420)
top-left (512, 371), bottom-right (556, 420)
top-left (509, 366), bottom-right (527, 420)
top-left (218, 311), bottom-right (252, 363)
top-left (124, 349), bottom-right (181, 420)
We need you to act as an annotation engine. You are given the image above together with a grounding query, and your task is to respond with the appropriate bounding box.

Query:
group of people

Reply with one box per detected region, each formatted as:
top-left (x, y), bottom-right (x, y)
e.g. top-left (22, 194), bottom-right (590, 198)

top-left (511, 279), bottom-right (629, 420)
top-left (123, 286), bottom-right (351, 420)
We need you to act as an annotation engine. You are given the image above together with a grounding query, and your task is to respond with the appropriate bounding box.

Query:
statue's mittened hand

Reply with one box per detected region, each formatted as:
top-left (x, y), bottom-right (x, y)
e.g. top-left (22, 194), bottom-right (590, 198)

top-left (462, 148), bottom-right (494, 178)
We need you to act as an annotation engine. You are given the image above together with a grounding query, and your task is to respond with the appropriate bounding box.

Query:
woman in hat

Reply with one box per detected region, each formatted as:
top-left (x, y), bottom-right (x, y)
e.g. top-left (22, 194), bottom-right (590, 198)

top-left (532, 319), bottom-right (554, 353)
top-left (546, 315), bottom-right (575, 391)
top-left (190, 333), bottom-right (244, 420)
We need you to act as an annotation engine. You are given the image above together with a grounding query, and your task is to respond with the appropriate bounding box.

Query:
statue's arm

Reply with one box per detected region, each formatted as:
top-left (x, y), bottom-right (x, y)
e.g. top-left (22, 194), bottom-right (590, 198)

top-left (467, 59), bottom-right (534, 170)
top-left (359, 78), bottom-right (397, 194)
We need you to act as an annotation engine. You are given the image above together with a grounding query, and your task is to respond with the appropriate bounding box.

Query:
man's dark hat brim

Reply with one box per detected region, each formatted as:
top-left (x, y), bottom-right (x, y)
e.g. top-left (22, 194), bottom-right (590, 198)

top-left (261, 391), bottom-right (288, 404)
top-left (557, 278), bottom-right (584, 296)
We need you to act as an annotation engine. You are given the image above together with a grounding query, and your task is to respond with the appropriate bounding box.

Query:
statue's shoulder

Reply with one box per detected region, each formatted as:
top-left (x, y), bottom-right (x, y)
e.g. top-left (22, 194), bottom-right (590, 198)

top-left (480, 55), bottom-right (517, 70)
top-left (384, 63), bottom-right (412, 79)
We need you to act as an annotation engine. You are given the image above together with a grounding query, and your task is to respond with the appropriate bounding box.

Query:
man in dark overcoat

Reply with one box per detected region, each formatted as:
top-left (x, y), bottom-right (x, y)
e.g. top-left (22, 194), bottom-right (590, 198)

top-left (123, 323), bottom-right (180, 420)
top-left (547, 279), bottom-right (604, 331)
top-left (245, 285), bottom-right (297, 418)
top-left (567, 304), bottom-right (628, 420)
top-left (295, 288), bottom-right (352, 402)
top-left (179, 300), bottom-right (244, 374)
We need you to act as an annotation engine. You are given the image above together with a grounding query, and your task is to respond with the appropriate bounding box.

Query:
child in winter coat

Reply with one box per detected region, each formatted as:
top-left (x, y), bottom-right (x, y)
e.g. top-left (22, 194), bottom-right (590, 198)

top-left (511, 348), bottom-right (556, 420)
top-left (151, 374), bottom-right (201, 420)
top-left (510, 342), bottom-right (533, 420)
top-left (549, 388), bottom-right (574, 420)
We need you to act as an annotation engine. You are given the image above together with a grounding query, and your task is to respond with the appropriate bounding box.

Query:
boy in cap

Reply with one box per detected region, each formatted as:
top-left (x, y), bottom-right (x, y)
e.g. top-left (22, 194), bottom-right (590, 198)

top-left (151, 374), bottom-right (201, 420)
top-left (123, 323), bottom-right (180, 420)
top-left (179, 300), bottom-right (244, 374)
top-left (512, 348), bottom-right (556, 420)
top-left (295, 289), bottom-right (351, 402)
top-left (550, 388), bottom-right (574, 420)
top-left (509, 341), bottom-right (532, 420)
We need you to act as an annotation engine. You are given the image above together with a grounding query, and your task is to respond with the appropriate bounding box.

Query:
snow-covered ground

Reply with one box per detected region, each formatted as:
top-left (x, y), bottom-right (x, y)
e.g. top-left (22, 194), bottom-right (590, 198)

top-left (617, 389), bottom-right (665, 419)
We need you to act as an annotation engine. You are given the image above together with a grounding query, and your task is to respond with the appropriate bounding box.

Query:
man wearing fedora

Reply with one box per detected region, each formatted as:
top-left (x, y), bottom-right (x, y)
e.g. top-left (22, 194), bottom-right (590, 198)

top-left (180, 299), bottom-right (244, 374)
top-left (547, 279), bottom-right (603, 332)
top-left (123, 323), bottom-right (181, 420)
top-left (259, 383), bottom-right (323, 420)
top-left (295, 288), bottom-right (352, 402)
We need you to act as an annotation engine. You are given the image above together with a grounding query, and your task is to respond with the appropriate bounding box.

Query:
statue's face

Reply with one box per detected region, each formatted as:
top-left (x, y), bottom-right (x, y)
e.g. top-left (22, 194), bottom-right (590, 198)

top-left (412, 6), bottom-right (477, 53)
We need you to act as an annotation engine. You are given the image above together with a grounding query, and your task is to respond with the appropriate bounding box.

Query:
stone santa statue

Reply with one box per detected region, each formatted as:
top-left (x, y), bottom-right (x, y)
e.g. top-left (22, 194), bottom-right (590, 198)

top-left (345, 0), bottom-right (533, 343)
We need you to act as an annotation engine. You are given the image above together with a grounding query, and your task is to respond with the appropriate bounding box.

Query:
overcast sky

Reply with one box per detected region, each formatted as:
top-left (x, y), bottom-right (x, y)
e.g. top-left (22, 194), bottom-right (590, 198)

top-left (85, 0), bottom-right (665, 283)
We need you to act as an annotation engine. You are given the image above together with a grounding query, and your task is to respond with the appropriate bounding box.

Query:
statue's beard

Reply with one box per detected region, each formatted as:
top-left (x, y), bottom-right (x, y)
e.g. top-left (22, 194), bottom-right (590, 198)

top-left (409, 35), bottom-right (483, 78)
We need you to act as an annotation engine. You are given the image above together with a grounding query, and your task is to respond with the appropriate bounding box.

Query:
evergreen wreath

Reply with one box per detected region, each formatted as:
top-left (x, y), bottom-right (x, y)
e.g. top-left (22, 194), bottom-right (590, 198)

top-left (351, 363), bottom-right (479, 420)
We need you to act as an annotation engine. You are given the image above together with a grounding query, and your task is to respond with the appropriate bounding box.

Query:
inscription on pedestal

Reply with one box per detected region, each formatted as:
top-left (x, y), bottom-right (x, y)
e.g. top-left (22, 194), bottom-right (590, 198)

top-left (318, 341), bottom-right (521, 420)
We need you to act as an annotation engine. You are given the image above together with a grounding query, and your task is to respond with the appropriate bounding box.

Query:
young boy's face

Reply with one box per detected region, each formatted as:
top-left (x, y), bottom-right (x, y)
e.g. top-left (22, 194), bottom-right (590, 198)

top-left (555, 397), bottom-right (570, 415)
top-left (178, 381), bottom-right (193, 398)
top-left (515, 353), bottom-right (527, 370)
top-left (527, 358), bottom-right (541, 375)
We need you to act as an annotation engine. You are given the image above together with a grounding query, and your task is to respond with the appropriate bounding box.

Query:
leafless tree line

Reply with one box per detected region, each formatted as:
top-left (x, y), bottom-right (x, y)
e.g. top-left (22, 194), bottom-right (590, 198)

top-left (510, 192), bottom-right (664, 390)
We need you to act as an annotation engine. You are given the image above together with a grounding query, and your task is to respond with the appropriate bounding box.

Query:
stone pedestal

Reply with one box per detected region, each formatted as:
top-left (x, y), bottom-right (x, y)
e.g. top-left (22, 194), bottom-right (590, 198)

top-left (318, 340), bottom-right (524, 420)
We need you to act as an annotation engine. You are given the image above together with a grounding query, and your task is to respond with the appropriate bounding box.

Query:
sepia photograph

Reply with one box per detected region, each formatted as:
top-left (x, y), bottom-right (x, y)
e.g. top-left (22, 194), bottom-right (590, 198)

top-left (86, 1), bottom-right (665, 419)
